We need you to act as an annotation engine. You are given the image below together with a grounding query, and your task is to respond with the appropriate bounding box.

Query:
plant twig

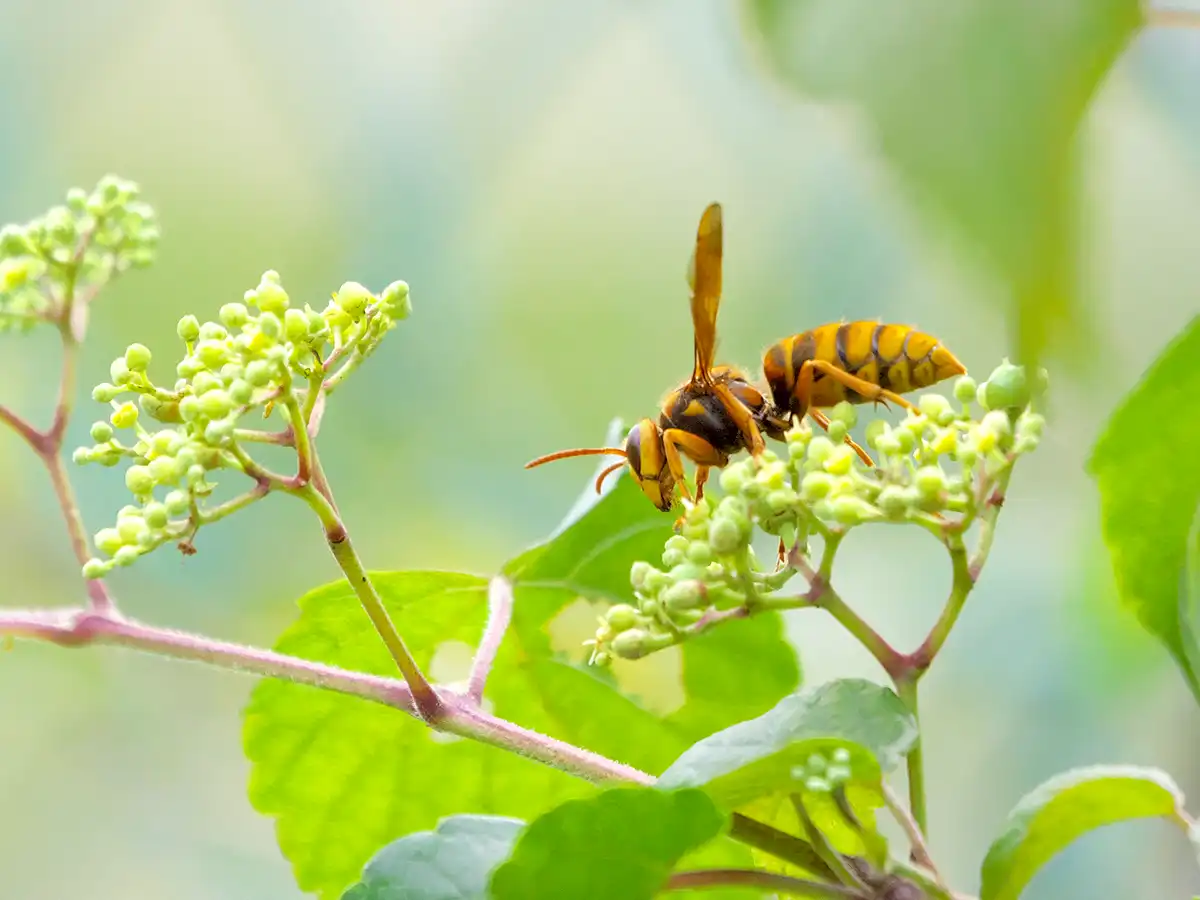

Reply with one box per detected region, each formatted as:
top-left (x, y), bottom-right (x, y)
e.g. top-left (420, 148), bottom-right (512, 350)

top-left (298, 483), bottom-right (442, 721)
top-left (727, 813), bottom-right (836, 880)
top-left (664, 868), bottom-right (860, 897)
top-left (0, 604), bottom-right (652, 785)
top-left (791, 794), bottom-right (868, 891)
top-left (467, 575), bottom-right (513, 704)
top-left (883, 782), bottom-right (948, 893)
top-left (895, 676), bottom-right (927, 839)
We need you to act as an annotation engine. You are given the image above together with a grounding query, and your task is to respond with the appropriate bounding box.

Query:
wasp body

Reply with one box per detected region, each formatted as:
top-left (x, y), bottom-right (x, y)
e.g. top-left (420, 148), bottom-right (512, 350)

top-left (760, 321), bottom-right (965, 460)
top-left (526, 204), bottom-right (783, 513)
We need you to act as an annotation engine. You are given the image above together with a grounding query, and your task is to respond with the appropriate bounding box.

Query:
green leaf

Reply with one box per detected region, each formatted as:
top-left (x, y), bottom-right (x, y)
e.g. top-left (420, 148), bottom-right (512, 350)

top-left (488, 787), bottom-right (726, 900)
top-left (738, 0), bottom-right (1141, 368)
top-left (979, 765), bottom-right (1194, 900)
top-left (242, 571), bottom-right (690, 898)
top-left (658, 678), bottom-right (916, 803)
top-left (341, 815), bottom-right (524, 900)
top-left (1088, 315), bottom-right (1200, 706)
top-left (658, 678), bottom-right (915, 859)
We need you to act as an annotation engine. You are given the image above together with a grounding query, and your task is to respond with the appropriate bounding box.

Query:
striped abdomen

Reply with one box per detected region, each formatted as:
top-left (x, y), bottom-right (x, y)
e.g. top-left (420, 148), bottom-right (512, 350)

top-left (761, 321), bottom-right (965, 414)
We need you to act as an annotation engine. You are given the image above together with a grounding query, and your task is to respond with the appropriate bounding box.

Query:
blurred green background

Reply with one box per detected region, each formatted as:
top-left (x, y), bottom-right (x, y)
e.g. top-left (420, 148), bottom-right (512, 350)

top-left (2, 1), bottom-right (1199, 897)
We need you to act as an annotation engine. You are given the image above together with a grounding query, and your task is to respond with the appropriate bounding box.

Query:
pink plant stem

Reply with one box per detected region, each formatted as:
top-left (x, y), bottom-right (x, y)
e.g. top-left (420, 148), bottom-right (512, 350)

top-left (467, 575), bottom-right (513, 704)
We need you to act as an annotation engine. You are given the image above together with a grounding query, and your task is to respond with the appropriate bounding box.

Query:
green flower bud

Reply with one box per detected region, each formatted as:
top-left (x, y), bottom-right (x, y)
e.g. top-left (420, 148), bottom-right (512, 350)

top-left (804, 776), bottom-right (832, 794)
top-left (204, 416), bottom-right (235, 444)
top-left (380, 280), bottom-right (411, 319)
top-left (806, 436), bottom-right (835, 467)
top-left (124, 343), bottom-right (152, 372)
top-left (90, 421), bottom-right (114, 442)
top-left (663, 580), bottom-right (705, 612)
top-left (244, 359), bottom-right (272, 387)
top-left (72, 447), bottom-right (91, 465)
top-left (829, 401), bottom-right (856, 429)
top-left (125, 465), bottom-right (155, 494)
top-left (665, 535), bottom-right (688, 554)
top-left (953, 376), bottom-right (977, 404)
top-left (164, 490), bottom-right (190, 515)
top-left (785, 426), bottom-right (811, 446)
top-left (606, 604), bottom-right (640, 633)
top-left (827, 420), bottom-right (848, 444)
top-left (151, 429), bottom-right (184, 456)
top-left (822, 445), bottom-right (855, 476)
top-left (864, 419), bottom-right (889, 448)
top-left (176, 356), bottom-right (203, 379)
top-left (178, 395), bottom-right (201, 421)
top-left (956, 444), bottom-right (978, 468)
top-left (662, 547), bottom-right (685, 569)
top-left (766, 488), bottom-right (797, 514)
top-left (283, 308), bottom-right (309, 342)
top-left (216, 302), bottom-right (249, 328)
top-left (709, 516), bottom-right (747, 555)
top-left (177, 314), bottom-right (201, 343)
top-left (258, 311), bottom-right (282, 341)
top-left (113, 545), bottom-right (141, 567)
top-left (198, 389), bottom-right (233, 419)
top-left (186, 464), bottom-right (207, 485)
top-left (980, 410), bottom-right (1013, 440)
top-left (260, 269), bottom-right (281, 285)
top-left (117, 514), bottom-right (148, 545)
top-left (143, 502), bottom-right (169, 530)
top-left (876, 485), bottom-right (912, 517)
top-left (825, 764), bottom-right (852, 786)
top-left (110, 402), bottom-right (138, 429)
top-left (644, 569), bottom-right (671, 595)
top-left (611, 628), bottom-right (651, 659)
top-left (140, 394), bottom-right (181, 424)
top-left (195, 339), bottom-right (230, 370)
top-left (719, 464), bottom-right (748, 495)
top-left (829, 494), bottom-right (879, 526)
top-left (94, 527), bottom-right (124, 555)
top-left (980, 359), bottom-right (1031, 411)
top-left (686, 540), bottom-right (714, 565)
top-left (252, 280), bottom-right (288, 314)
top-left (191, 371), bottom-right (221, 396)
top-left (914, 465), bottom-right (947, 498)
top-left (919, 393), bottom-right (952, 423)
top-left (335, 281), bottom-right (372, 317)
top-left (0, 224), bottom-right (36, 257)
top-left (801, 471), bottom-right (835, 501)
top-left (228, 378), bottom-right (253, 405)
top-left (82, 558), bottom-right (108, 580)
top-left (109, 357), bottom-right (132, 385)
top-left (893, 427), bottom-right (916, 455)
top-left (630, 560), bottom-right (654, 592)
top-left (755, 461), bottom-right (787, 490)
top-left (148, 455), bottom-right (182, 485)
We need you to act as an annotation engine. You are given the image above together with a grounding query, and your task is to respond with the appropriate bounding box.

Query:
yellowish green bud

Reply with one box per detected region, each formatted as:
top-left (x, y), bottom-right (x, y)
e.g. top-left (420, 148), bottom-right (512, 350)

top-left (177, 314), bottom-right (201, 343)
top-left (124, 343), bottom-right (152, 372)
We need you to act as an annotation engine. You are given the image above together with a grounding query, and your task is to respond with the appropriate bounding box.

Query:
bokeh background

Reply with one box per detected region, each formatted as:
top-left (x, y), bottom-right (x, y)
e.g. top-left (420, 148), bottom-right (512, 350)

top-left (2, 1), bottom-right (1200, 898)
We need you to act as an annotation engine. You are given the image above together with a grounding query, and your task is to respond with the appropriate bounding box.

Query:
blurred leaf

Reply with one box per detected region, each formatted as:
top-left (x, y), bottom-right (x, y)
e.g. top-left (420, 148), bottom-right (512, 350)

top-left (737, 0), bottom-right (1141, 367)
top-left (1088, 314), bottom-right (1200, 706)
top-left (979, 765), bottom-right (1194, 900)
top-left (341, 815), bottom-right (524, 900)
top-left (488, 788), bottom-right (726, 900)
top-left (658, 678), bottom-right (914, 859)
top-left (505, 449), bottom-right (801, 741)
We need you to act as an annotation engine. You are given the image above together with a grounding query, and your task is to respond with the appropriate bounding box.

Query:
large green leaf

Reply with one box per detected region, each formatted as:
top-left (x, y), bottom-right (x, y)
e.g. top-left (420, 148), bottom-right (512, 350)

top-left (341, 815), bottom-right (524, 900)
top-left (979, 765), bottom-right (1195, 900)
top-left (1088, 315), bottom-right (1200, 705)
top-left (738, 0), bottom-right (1141, 368)
top-left (488, 788), bottom-right (727, 900)
top-left (658, 678), bottom-right (915, 860)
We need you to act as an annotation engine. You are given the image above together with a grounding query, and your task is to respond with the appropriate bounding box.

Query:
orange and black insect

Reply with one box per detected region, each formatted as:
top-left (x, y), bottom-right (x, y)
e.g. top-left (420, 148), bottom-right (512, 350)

top-left (760, 321), bottom-right (966, 462)
top-left (524, 202), bottom-right (788, 514)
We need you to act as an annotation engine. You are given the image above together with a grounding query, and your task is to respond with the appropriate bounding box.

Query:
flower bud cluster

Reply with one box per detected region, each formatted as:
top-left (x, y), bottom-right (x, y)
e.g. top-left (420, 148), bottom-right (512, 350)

top-left (792, 746), bottom-right (854, 796)
top-left (76, 272), bottom-right (411, 577)
top-left (590, 362), bottom-right (1045, 663)
top-left (0, 175), bottom-right (159, 332)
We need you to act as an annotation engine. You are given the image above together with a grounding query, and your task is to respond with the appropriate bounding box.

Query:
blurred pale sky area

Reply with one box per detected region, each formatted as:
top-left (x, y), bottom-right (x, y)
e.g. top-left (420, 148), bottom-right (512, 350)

top-left (2, 2), bottom-right (1200, 898)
